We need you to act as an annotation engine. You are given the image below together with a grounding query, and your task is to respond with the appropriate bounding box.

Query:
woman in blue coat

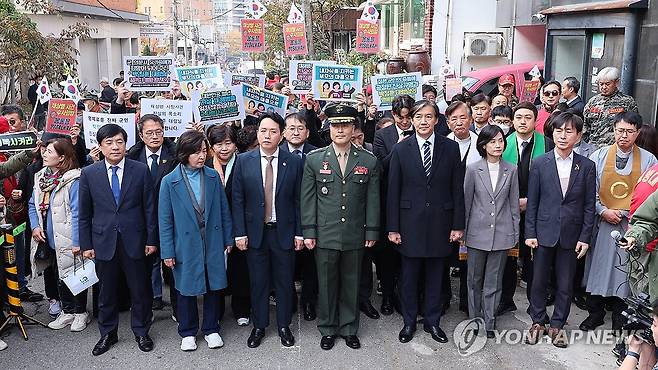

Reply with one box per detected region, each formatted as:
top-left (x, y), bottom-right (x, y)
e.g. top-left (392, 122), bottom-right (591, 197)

top-left (159, 130), bottom-right (233, 352)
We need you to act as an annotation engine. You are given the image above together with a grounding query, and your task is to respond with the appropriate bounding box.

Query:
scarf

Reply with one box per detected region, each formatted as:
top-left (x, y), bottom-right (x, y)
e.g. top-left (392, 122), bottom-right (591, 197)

top-left (38, 168), bottom-right (63, 214)
top-left (502, 131), bottom-right (546, 165)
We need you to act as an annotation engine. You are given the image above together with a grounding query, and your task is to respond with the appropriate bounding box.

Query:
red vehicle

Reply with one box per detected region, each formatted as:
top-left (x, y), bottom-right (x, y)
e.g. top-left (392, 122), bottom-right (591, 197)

top-left (460, 61), bottom-right (545, 98)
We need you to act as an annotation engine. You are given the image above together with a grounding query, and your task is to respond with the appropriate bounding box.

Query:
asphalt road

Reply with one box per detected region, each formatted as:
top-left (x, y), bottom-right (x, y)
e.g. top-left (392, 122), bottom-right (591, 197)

top-left (0, 276), bottom-right (618, 369)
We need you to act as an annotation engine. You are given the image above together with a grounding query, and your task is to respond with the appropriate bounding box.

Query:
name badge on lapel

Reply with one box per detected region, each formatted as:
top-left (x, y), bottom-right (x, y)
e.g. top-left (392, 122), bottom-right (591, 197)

top-left (320, 161), bottom-right (332, 175)
top-left (354, 166), bottom-right (368, 175)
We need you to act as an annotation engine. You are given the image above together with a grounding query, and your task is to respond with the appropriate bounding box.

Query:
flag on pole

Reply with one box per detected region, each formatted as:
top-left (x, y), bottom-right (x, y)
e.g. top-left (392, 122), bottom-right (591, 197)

top-left (360, 1), bottom-right (379, 23)
top-left (36, 77), bottom-right (52, 104)
top-left (288, 3), bottom-right (304, 24)
top-left (59, 75), bottom-right (81, 103)
top-left (246, 0), bottom-right (268, 19)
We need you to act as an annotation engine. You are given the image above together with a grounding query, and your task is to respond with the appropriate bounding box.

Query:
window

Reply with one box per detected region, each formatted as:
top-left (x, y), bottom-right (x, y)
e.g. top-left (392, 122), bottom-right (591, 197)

top-left (402, 0), bottom-right (425, 41)
top-left (550, 35), bottom-right (585, 85)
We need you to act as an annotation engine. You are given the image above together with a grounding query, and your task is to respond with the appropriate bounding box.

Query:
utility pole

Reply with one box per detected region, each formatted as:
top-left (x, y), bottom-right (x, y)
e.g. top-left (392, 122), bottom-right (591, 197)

top-left (172, 0), bottom-right (179, 57)
top-left (302, 0), bottom-right (313, 58)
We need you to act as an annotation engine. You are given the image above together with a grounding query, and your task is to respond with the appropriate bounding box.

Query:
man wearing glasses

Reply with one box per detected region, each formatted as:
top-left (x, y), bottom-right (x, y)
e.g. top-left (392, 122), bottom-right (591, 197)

top-left (583, 67), bottom-right (639, 148)
top-left (580, 112), bottom-right (656, 354)
top-left (535, 81), bottom-right (562, 135)
top-left (127, 114), bottom-right (177, 312)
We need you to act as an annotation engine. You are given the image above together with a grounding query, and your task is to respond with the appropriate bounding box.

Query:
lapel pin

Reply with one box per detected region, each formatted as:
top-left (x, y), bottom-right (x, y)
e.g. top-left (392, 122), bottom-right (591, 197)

top-left (575, 164), bottom-right (580, 171)
top-left (283, 162), bottom-right (286, 167)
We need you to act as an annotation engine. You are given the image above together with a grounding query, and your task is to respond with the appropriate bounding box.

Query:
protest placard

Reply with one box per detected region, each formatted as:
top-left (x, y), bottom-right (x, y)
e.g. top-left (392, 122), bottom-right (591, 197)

top-left (311, 64), bottom-right (363, 102)
top-left (240, 19), bottom-right (265, 53)
top-left (355, 20), bottom-right (380, 54)
top-left (445, 78), bottom-right (463, 101)
top-left (123, 56), bottom-right (175, 92)
top-left (176, 65), bottom-right (223, 98)
top-left (520, 80), bottom-right (541, 103)
top-left (0, 131), bottom-right (38, 152)
top-left (289, 60), bottom-right (317, 95)
top-left (283, 23), bottom-right (308, 56)
top-left (223, 72), bottom-right (266, 88)
top-left (242, 83), bottom-right (288, 118)
top-left (45, 98), bottom-right (77, 135)
top-left (83, 112), bottom-right (135, 150)
top-left (193, 86), bottom-right (246, 126)
top-left (141, 98), bottom-right (195, 137)
top-left (371, 72), bottom-right (423, 110)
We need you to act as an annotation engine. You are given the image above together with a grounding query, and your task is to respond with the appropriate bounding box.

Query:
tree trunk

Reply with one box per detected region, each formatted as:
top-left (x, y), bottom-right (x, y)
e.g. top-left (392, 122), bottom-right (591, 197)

top-left (9, 69), bottom-right (16, 104)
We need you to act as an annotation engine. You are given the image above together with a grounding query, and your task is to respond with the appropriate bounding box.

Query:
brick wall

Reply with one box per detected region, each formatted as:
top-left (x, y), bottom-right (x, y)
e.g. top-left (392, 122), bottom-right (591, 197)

top-left (424, 0), bottom-right (434, 52)
top-left (66, 0), bottom-right (138, 13)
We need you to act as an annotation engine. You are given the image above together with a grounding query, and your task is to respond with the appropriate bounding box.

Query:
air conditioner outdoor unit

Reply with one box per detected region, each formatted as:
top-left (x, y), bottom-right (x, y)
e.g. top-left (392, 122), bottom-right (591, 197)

top-left (464, 33), bottom-right (504, 57)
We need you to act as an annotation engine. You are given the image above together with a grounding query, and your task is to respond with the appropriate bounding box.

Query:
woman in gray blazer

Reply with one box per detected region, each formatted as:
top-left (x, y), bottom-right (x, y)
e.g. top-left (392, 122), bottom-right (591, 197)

top-left (463, 125), bottom-right (520, 338)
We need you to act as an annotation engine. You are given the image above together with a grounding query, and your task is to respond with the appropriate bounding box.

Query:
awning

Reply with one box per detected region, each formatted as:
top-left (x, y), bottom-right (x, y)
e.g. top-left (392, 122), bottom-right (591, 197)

top-left (540, 0), bottom-right (648, 15)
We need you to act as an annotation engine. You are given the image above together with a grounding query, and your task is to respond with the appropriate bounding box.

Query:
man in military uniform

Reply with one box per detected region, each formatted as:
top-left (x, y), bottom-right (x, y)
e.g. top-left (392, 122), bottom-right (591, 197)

top-left (583, 66), bottom-right (638, 147)
top-left (301, 104), bottom-right (381, 351)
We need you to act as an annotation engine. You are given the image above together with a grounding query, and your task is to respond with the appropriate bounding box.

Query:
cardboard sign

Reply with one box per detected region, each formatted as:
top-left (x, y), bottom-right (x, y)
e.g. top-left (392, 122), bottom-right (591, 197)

top-left (371, 72), bottom-right (423, 110)
top-left (242, 83), bottom-right (288, 118)
top-left (223, 73), bottom-right (266, 88)
top-left (140, 98), bottom-right (195, 138)
top-left (311, 64), bottom-right (364, 102)
top-left (194, 86), bottom-right (246, 126)
top-left (0, 131), bottom-right (38, 152)
top-left (283, 23), bottom-right (308, 56)
top-left (520, 80), bottom-right (541, 103)
top-left (240, 19), bottom-right (265, 53)
top-left (46, 99), bottom-right (77, 135)
top-left (176, 65), bottom-right (223, 98)
top-left (123, 56), bottom-right (175, 92)
top-left (445, 78), bottom-right (463, 101)
top-left (83, 112), bottom-right (136, 150)
top-left (289, 60), bottom-right (317, 95)
top-left (355, 20), bottom-right (380, 54)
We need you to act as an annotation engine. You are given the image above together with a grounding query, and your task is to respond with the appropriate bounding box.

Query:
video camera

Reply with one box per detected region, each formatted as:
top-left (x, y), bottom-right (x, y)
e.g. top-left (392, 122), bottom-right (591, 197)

top-left (623, 293), bottom-right (655, 344)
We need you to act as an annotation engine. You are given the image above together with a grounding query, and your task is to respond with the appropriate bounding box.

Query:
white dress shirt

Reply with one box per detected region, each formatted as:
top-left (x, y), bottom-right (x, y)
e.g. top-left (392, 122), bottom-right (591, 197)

top-left (554, 149), bottom-right (573, 196)
top-left (260, 148), bottom-right (279, 222)
top-left (488, 161), bottom-right (500, 191)
top-left (287, 142), bottom-right (304, 157)
top-left (105, 157), bottom-right (125, 188)
top-left (396, 124), bottom-right (413, 141)
top-left (447, 131), bottom-right (480, 166)
top-left (416, 133), bottom-right (435, 164)
top-left (145, 146), bottom-right (162, 169)
top-left (516, 136), bottom-right (532, 158)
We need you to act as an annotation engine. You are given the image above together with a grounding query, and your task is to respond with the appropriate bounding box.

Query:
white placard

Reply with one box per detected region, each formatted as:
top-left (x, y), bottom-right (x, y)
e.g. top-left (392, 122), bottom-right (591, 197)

top-left (83, 112), bottom-right (136, 150)
top-left (140, 98), bottom-right (194, 138)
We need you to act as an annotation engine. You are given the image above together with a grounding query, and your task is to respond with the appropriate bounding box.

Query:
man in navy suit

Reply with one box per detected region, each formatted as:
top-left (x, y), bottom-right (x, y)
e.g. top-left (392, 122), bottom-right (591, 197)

top-left (562, 77), bottom-right (585, 117)
top-left (279, 112), bottom-right (318, 321)
top-left (80, 124), bottom-right (158, 356)
top-left (524, 112), bottom-right (596, 348)
top-left (232, 113), bottom-right (304, 348)
top-left (387, 100), bottom-right (465, 344)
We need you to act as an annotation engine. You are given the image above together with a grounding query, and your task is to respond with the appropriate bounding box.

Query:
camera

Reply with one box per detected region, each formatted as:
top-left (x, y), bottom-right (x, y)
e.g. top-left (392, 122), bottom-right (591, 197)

top-left (623, 293), bottom-right (655, 344)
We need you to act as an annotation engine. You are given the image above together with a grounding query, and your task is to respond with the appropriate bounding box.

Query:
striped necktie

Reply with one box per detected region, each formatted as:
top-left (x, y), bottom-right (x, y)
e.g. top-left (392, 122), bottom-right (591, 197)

top-left (423, 141), bottom-right (432, 179)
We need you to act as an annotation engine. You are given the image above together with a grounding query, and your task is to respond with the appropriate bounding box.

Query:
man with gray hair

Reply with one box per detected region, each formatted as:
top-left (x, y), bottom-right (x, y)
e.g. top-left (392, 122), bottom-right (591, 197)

top-left (583, 67), bottom-right (638, 147)
top-left (100, 77), bottom-right (117, 103)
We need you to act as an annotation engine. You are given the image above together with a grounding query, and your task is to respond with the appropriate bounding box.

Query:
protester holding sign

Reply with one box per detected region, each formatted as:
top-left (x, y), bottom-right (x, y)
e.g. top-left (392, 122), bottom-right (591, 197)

top-left (123, 56), bottom-right (175, 92)
top-left (311, 64), bottom-right (363, 102)
top-left (371, 73), bottom-right (423, 110)
top-left (46, 99), bottom-right (77, 135)
top-left (195, 86), bottom-right (246, 126)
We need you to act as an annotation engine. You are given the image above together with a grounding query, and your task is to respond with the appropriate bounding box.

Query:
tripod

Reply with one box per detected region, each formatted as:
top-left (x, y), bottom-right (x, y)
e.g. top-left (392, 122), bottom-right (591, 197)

top-left (0, 224), bottom-right (48, 340)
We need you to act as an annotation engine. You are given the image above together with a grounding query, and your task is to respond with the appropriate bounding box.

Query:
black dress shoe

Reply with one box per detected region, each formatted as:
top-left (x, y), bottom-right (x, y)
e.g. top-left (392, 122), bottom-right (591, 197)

top-left (398, 325), bottom-right (416, 343)
top-left (19, 288), bottom-right (43, 302)
top-left (573, 295), bottom-right (587, 310)
top-left (359, 301), bottom-right (380, 319)
top-left (381, 296), bottom-right (394, 316)
top-left (495, 302), bottom-right (517, 316)
top-left (92, 331), bottom-right (118, 356)
top-left (279, 327), bottom-right (295, 347)
top-left (320, 335), bottom-right (336, 350)
top-left (303, 303), bottom-right (316, 321)
top-left (579, 315), bottom-right (604, 331)
top-left (486, 330), bottom-right (495, 339)
top-left (424, 325), bottom-right (448, 343)
top-left (341, 335), bottom-right (361, 349)
top-left (247, 328), bottom-right (266, 348)
top-left (135, 335), bottom-right (154, 352)
top-left (152, 297), bottom-right (164, 310)
top-left (546, 293), bottom-right (555, 306)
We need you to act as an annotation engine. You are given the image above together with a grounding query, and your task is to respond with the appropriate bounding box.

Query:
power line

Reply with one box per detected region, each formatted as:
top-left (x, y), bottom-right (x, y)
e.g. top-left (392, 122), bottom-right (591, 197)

top-left (95, 0), bottom-right (125, 20)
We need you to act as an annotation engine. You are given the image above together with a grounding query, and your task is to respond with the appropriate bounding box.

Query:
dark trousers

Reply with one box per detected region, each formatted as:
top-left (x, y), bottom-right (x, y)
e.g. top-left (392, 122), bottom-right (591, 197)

top-left (586, 295), bottom-right (628, 330)
top-left (95, 237), bottom-right (152, 337)
top-left (296, 248), bottom-right (318, 305)
top-left (246, 227), bottom-right (295, 329)
top-left (359, 241), bottom-right (399, 304)
top-left (573, 256), bottom-right (587, 298)
top-left (227, 248), bottom-right (251, 319)
top-left (399, 255), bottom-right (446, 328)
top-left (162, 261), bottom-right (178, 318)
top-left (458, 260), bottom-right (468, 311)
top-left (529, 245), bottom-right (576, 329)
top-left (176, 289), bottom-right (222, 337)
top-left (52, 258), bottom-right (88, 314)
top-left (43, 265), bottom-right (60, 300)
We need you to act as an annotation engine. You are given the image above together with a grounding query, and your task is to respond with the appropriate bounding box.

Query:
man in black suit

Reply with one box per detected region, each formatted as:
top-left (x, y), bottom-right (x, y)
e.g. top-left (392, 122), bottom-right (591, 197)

top-left (524, 112), bottom-right (596, 348)
top-left (562, 77), bottom-right (585, 117)
top-left (126, 114), bottom-right (177, 312)
top-left (232, 113), bottom-right (304, 348)
top-left (80, 124), bottom-right (158, 356)
top-left (280, 112), bottom-right (318, 321)
top-left (387, 100), bottom-right (465, 344)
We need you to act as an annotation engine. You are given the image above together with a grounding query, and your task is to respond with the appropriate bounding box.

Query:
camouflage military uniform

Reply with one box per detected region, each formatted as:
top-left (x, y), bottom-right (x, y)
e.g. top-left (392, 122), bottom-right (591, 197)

top-left (583, 90), bottom-right (638, 147)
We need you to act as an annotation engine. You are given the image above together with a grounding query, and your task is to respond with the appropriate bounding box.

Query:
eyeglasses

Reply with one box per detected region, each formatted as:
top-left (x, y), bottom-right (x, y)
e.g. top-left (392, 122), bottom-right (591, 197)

top-left (143, 130), bottom-right (164, 138)
top-left (287, 126), bottom-right (306, 132)
top-left (493, 119), bottom-right (511, 125)
top-left (543, 90), bottom-right (560, 97)
top-left (615, 128), bottom-right (638, 136)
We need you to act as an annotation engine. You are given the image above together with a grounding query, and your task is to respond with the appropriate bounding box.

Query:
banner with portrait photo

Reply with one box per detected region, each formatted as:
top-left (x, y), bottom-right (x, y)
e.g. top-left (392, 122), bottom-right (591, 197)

top-left (140, 98), bottom-right (195, 138)
top-left (283, 23), bottom-right (308, 56)
top-left (123, 56), bottom-right (175, 92)
top-left (82, 112), bottom-right (136, 150)
top-left (46, 98), bottom-right (77, 135)
top-left (193, 85), bottom-right (246, 126)
top-left (289, 60), bottom-right (318, 95)
top-left (240, 19), bottom-right (265, 53)
top-left (176, 65), bottom-right (223, 98)
top-left (223, 72), bottom-right (266, 88)
top-left (242, 83), bottom-right (288, 118)
top-left (311, 64), bottom-right (363, 102)
top-left (371, 72), bottom-right (423, 110)
top-left (355, 20), bottom-right (380, 54)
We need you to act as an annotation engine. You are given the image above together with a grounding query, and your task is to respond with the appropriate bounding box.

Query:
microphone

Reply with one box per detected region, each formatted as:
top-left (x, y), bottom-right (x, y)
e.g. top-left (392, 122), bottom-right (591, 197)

top-left (611, 230), bottom-right (628, 245)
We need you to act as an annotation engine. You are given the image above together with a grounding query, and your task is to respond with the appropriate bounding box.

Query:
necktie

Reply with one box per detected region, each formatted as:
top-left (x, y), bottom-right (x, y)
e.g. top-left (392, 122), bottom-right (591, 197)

top-left (423, 141), bottom-right (432, 178)
top-left (263, 156), bottom-right (274, 223)
top-left (111, 165), bottom-right (120, 205)
top-left (150, 154), bottom-right (159, 182)
top-left (338, 152), bottom-right (347, 176)
top-left (521, 141), bottom-right (529, 157)
top-left (292, 149), bottom-right (302, 158)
